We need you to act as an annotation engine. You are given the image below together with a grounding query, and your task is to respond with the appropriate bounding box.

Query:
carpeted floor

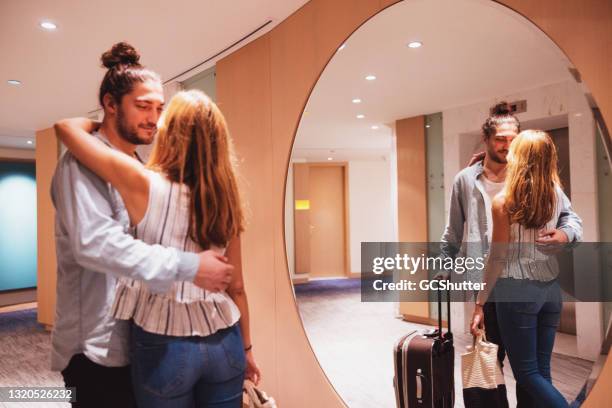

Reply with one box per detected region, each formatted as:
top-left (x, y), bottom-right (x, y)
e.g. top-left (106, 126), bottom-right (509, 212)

top-left (0, 309), bottom-right (67, 408)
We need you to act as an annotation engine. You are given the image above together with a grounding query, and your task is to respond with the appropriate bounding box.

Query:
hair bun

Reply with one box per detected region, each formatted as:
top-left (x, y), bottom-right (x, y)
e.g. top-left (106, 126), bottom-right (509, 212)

top-left (101, 42), bottom-right (141, 69)
top-left (491, 101), bottom-right (512, 116)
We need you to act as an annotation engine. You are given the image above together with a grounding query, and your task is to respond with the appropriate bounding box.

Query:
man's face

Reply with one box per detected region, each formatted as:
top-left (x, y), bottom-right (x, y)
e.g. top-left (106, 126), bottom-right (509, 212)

top-left (485, 122), bottom-right (518, 164)
top-left (116, 80), bottom-right (164, 145)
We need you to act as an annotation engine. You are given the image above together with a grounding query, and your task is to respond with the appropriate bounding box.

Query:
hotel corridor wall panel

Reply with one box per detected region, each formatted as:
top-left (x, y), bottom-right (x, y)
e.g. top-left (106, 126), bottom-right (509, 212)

top-left (35, 127), bottom-right (58, 328)
top-left (215, 0), bottom-right (612, 406)
top-left (0, 161), bottom-right (37, 293)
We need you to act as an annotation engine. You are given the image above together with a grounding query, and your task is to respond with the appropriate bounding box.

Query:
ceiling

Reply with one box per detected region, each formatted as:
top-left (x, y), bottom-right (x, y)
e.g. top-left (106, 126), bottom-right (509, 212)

top-left (293, 0), bottom-right (575, 161)
top-left (0, 0), bottom-right (309, 149)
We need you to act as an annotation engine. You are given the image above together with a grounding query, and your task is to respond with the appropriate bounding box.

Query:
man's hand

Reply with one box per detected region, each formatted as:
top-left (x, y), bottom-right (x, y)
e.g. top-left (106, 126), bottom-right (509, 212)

top-left (536, 229), bottom-right (569, 255)
top-left (536, 229), bottom-right (569, 244)
top-left (193, 250), bottom-right (234, 292)
top-left (467, 151), bottom-right (486, 167)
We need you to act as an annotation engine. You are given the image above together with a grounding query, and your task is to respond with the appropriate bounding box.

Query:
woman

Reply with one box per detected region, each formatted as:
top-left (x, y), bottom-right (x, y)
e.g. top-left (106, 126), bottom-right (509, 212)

top-left (471, 130), bottom-right (569, 407)
top-left (55, 89), bottom-right (260, 407)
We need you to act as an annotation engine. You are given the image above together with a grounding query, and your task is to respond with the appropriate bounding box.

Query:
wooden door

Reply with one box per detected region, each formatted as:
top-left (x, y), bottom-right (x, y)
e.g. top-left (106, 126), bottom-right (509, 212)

top-left (308, 165), bottom-right (347, 278)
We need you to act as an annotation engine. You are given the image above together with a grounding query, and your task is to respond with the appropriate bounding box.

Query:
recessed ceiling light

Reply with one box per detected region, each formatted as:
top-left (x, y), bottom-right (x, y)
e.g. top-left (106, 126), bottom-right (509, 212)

top-left (352, 98), bottom-right (362, 104)
top-left (40, 21), bottom-right (57, 30)
top-left (356, 114), bottom-right (365, 119)
top-left (327, 157), bottom-right (333, 161)
top-left (371, 125), bottom-right (379, 130)
top-left (7, 80), bottom-right (21, 86)
top-left (338, 43), bottom-right (346, 51)
top-left (27, 140), bottom-right (33, 145)
top-left (365, 75), bottom-right (377, 81)
top-left (574, 112), bottom-right (583, 117)
top-left (407, 41), bottom-right (423, 48)
top-left (425, 124), bottom-right (431, 128)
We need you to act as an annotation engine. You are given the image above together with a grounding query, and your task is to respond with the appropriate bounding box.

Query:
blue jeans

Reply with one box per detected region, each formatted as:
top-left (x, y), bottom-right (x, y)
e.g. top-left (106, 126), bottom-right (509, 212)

top-left (130, 323), bottom-right (245, 408)
top-left (495, 279), bottom-right (568, 408)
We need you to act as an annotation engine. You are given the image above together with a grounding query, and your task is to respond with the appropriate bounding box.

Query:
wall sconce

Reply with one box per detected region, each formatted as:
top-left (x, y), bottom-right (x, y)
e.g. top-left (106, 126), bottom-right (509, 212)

top-left (295, 200), bottom-right (310, 210)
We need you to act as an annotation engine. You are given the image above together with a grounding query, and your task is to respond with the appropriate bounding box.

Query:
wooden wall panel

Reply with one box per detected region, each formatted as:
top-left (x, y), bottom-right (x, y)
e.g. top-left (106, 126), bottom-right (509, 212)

top-left (35, 128), bottom-right (58, 327)
top-left (396, 116), bottom-right (428, 242)
top-left (293, 163), bottom-right (310, 275)
top-left (214, 0), bottom-right (611, 406)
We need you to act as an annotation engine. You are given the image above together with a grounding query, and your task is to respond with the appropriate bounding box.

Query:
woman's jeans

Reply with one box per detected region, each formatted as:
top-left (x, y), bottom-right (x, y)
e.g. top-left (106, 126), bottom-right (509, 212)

top-left (130, 323), bottom-right (246, 408)
top-left (495, 278), bottom-right (568, 408)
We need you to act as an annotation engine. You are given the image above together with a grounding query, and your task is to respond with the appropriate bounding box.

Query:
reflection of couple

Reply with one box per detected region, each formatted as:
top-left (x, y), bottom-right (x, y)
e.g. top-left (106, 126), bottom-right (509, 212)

top-left (50, 42), bottom-right (260, 408)
top-left (441, 103), bottom-right (582, 407)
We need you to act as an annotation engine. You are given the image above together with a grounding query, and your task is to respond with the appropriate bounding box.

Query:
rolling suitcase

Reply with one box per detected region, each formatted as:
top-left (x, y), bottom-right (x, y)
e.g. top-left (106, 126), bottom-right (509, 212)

top-left (393, 288), bottom-right (454, 408)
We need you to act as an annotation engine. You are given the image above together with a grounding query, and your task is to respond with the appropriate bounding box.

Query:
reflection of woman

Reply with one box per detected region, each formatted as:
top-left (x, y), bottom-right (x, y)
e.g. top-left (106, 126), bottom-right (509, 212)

top-left (471, 130), bottom-right (569, 407)
top-left (55, 90), bottom-right (260, 407)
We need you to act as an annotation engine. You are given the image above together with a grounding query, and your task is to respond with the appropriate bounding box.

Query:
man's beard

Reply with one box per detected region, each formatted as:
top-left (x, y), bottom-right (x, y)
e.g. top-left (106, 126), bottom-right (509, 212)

top-left (488, 149), bottom-right (508, 164)
top-left (116, 107), bottom-right (155, 145)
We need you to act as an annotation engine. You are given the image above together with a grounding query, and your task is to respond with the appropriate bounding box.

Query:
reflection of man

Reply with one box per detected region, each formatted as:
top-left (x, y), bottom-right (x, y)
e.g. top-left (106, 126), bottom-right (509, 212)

top-left (50, 42), bottom-right (233, 408)
top-left (440, 101), bottom-right (582, 407)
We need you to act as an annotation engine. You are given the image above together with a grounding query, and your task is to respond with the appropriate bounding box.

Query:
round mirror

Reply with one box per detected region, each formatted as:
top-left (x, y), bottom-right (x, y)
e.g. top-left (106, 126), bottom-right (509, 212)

top-left (284, 0), bottom-right (611, 407)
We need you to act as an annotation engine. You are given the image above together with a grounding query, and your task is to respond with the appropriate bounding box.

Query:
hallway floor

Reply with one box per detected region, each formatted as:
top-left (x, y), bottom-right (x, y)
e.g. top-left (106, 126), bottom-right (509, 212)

top-left (295, 278), bottom-right (593, 408)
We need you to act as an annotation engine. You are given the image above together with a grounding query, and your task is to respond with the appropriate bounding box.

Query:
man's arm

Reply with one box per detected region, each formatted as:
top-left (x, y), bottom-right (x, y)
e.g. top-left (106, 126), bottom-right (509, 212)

top-left (52, 154), bottom-right (198, 293)
top-left (556, 189), bottom-right (583, 243)
top-left (440, 174), bottom-right (466, 259)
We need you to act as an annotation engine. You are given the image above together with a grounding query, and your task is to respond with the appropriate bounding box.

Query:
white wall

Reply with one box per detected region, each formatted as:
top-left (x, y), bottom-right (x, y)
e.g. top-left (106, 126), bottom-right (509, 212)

top-left (441, 79), bottom-right (601, 360)
top-left (0, 148), bottom-right (35, 160)
top-left (348, 159), bottom-right (396, 273)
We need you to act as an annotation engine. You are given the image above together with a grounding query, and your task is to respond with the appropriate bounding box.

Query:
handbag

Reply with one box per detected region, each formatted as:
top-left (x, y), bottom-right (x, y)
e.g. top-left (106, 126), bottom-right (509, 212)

top-left (244, 380), bottom-right (277, 408)
top-left (461, 331), bottom-right (509, 408)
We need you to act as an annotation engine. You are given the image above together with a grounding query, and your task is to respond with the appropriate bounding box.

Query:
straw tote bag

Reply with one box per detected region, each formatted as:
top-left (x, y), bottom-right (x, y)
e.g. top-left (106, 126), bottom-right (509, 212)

top-left (461, 331), bottom-right (508, 408)
top-left (243, 380), bottom-right (277, 408)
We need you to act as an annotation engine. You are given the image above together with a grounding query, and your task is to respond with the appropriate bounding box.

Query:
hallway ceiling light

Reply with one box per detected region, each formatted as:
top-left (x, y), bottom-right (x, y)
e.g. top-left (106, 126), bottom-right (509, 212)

top-left (426, 124), bottom-right (431, 128)
top-left (352, 98), bottom-right (362, 104)
top-left (371, 125), bottom-right (379, 130)
top-left (7, 80), bottom-right (21, 86)
top-left (356, 114), bottom-right (365, 119)
top-left (407, 41), bottom-right (422, 48)
top-left (27, 140), bottom-right (33, 144)
top-left (40, 21), bottom-right (57, 30)
top-left (365, 75), bottom-right (377, 81)
top-left (327, 157), bottom-right (333, 161)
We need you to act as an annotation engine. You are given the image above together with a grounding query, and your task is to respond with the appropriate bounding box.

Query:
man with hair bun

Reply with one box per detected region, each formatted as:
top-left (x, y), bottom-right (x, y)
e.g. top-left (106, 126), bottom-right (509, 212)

top-left (50, 42), bottom-right (234, 408)
top-left (440, 101), bottom-right (582, 407)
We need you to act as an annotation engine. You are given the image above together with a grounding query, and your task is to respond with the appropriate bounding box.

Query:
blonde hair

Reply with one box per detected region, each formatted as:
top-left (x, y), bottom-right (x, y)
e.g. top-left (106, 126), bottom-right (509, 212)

top-left (504, 130), bottom-right (560, 229)
top-left (148, 90), bottom-right (244, 249)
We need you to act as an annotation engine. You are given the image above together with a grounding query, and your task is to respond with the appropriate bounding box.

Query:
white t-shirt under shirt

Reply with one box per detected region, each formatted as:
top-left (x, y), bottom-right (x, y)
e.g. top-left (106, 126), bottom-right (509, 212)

top-left (481, 175), bottom-right (505, 203)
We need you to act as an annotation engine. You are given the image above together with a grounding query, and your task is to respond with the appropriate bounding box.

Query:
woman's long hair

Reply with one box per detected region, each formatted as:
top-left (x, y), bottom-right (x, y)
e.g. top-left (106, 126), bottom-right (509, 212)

top-left (147, 90), bottom-right (244, 249)
top-left (504, 130), bottom-right (560, 229)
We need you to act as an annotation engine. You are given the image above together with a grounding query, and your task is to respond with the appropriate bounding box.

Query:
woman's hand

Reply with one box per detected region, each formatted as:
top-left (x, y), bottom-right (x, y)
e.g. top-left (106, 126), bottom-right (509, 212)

top-left (245, 350), bottom-right (261, 385)
top-left (470, 304), bottom-right (484, 337)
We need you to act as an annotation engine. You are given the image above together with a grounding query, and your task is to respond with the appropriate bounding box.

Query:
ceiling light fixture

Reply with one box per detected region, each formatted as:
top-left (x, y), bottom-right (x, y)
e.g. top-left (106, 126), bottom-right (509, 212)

top-left (352, 98), bottom-right (362, 104)
top-left (338, 43), bottom-right (346, 51)
top-left (27, 140), bottom-right (33, 145)
top-left (7, 80), bottom-right (21, 86)
top-left (371, 125), bottom-right (379, 130)
top-left (40, 21), bottom-right (57, 30)
top-left (327, 157), bottom-right (333, 161)
top-left (356, 114), bottom-right (365, 119)
top-left (365, 75), bottom-right (377, 81)
top-left (426, 124), bottom-right (431, 128)
top-left (407, 41), bottom-right (423, 48)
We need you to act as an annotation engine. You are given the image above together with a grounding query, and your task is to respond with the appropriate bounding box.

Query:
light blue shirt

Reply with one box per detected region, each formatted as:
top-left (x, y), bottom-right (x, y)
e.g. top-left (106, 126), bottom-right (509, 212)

top-left (50, 133), bottom-right (199, 371)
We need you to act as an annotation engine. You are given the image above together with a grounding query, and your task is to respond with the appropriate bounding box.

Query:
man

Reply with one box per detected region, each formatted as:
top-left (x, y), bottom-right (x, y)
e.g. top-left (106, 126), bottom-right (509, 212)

top-left (50, 42), bottom-right (233, 408)
top-left (440, 101), bottom-right (582, 407)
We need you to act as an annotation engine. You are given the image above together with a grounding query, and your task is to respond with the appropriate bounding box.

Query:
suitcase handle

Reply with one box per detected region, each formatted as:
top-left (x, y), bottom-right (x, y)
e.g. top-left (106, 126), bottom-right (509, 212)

top-left (436, 276), bottom-right (451, 338)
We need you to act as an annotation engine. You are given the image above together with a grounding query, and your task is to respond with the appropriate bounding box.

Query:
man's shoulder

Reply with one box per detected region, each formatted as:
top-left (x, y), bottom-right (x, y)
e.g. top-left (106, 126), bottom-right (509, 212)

top-left (454, 163), bottom-right (480, 184)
